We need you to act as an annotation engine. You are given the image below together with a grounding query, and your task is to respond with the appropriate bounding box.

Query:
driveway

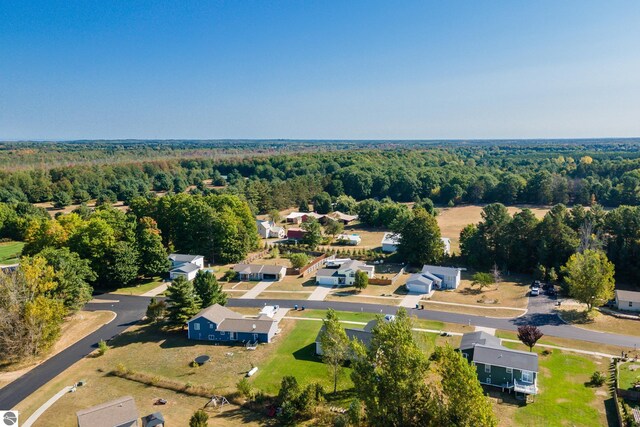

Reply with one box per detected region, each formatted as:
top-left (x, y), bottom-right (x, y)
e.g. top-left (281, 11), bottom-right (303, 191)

top-left (239, 281), bottom-right (274, 299)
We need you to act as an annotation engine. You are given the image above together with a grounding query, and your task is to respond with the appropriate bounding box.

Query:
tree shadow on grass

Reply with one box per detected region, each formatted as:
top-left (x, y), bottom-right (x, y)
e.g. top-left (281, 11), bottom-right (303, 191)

top-left (292, 343), bottom-right (322, 363)
top-left (559, 309), bottom-right (595, 325)
top-left (324, 387), bottom-right (356, 404)
top-left (212, 406), bottom-right (276, 426)
top-left (460, 287), bottom-right (483, 296)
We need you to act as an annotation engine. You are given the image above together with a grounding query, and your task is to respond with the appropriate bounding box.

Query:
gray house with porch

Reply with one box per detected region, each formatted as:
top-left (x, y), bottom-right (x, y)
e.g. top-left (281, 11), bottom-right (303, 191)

top-left (460, 331), bottom-right (539, 396)
top-left (187, 304), bottom-right (279, 344)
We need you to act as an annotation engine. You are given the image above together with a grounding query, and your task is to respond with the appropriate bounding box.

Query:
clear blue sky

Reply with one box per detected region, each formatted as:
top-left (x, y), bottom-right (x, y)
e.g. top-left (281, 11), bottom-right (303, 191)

top-left (1, 1), bottom-right (639, 140)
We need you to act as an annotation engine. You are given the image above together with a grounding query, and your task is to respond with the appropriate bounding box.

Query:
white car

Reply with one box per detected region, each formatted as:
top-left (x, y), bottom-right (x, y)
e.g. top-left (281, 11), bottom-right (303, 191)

top-left (531, 288), bottom-right (540, 296)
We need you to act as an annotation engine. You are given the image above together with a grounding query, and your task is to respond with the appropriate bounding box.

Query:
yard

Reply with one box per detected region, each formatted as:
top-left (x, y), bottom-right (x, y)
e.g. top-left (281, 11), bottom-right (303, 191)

top-left (493, 344), bottom-right (613, 427)
top-left (0, 240), bottom-right (24, 264)
top-left (428, 271), bottom-right (530, 309)
top-left (557, 301), bottom-right (640, 337)
top-left (16, 321), bottom-right (286, 426)
top-left (618, 361), bottom-right (640, 390)
top-left (110, 276), bottom-right (166, 295)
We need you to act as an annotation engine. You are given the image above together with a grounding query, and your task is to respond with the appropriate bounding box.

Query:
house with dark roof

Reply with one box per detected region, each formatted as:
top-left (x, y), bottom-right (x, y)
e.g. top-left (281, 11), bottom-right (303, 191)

top-left (168, 253), bottom-right (204, 281)
top-left (615, 289), bottom-right (640, 312)
top-left (233, 264), bottom-right (287, 281)
top-left (315, 320), bottom-right (376, 356)
top-left (315, 259), bottom-right (375, 286)
top-left (76, 396), bottom-right (139, 427)
top-left (460, 331), bottom-right (539, 396)
top-left (187, 304), bottom-right (279, 343)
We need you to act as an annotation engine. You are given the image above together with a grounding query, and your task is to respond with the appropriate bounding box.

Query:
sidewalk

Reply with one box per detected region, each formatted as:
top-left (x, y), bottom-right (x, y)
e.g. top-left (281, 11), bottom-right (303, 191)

top-left (240, 281), bottom-right (274, 299)
top-left (22, 386), bottom-right (73, 427)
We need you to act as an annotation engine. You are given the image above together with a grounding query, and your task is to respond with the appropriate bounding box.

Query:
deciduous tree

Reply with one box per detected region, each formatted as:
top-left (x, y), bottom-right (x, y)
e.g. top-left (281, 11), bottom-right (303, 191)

top-left (319, 309), bottom-right (349, 393)
top-left (517, 325), bottom-right (544, 352)
top-left (397, 208), bottom-right (443, 266)
top-left (562, 249), bottom-right (615, 311)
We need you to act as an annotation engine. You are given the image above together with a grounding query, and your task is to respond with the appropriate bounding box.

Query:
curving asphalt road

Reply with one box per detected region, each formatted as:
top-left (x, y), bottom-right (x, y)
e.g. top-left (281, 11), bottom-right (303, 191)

top-left (2, 291), bottom-right (639, 411)
top-left (0, 294), bottom-right (152, 411)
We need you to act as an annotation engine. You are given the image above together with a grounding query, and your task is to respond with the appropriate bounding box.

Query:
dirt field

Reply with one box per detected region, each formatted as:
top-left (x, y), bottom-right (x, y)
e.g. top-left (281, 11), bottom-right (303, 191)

top-left (436, 204), bottom-right (551, 254)
top-left (428, 272), bottom-right (530, 309)
top-left (0, 310), bottom-right (115, 389)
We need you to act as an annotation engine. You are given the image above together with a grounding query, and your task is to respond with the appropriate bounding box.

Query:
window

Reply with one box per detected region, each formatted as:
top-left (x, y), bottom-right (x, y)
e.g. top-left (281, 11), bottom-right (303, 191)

top-left (210, 323), bottom-right (214, 329)
top-left (193, 323), bottom-right (200, 331)
top-left (486, 377), bottom-right (491, 384)
top-left (506, 367), bottom-right (512, 374)
top-left (630, 301), bottom-right (633, 307)
top-left (522, 371), bottom-right (533, 383)
top-left (484, 364), bottom-right (491, 373)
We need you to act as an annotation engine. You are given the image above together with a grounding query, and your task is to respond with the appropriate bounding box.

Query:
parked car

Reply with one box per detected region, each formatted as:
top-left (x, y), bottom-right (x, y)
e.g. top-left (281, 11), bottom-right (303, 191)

top-left (531, 280), bottom-right (541, 289)
top-left (546, 287), bottom-right (556, 296)
top-left (531, 288), bottom-right (540, 296)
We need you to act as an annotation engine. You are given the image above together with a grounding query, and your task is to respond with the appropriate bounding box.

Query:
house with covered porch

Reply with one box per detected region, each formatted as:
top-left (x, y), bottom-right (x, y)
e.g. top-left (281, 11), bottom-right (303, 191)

top-left (460, 331), bottom-right (539, 397)
top-left (187, 304), bottom-right (279, 344)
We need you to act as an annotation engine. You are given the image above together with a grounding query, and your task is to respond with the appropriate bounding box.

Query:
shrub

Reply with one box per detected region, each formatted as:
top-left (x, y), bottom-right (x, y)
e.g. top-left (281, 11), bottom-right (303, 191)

top-left (146, 298), bottom-right (167, 322)
top-left (97, 340), bottom-right (109, 356)
top-left (237, 377), bottom-right (254, 399)
top-left (189, 409), bottom-right (209, 427)
top-left (223, 270), bottom-right (238, 281)
top-left (290, 253), bottom-right (310, 269)
top-left (589, 371), bottom-right (607, 387)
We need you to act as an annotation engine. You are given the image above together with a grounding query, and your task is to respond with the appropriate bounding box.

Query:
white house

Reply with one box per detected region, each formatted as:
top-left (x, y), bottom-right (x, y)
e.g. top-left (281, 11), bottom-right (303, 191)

top-left (169, 254), bottom-right (204, 269)
top-left (405, 271), bottom-right (443, 294)
top-left (168, 253), bottom-right (204, 281)
top-left (256, 220), bottom-right (286, 239)
top-left (316, 259), bottom-right (375, 286)
top-left (381, 232), bottom-right (400, 252)
top-left (419, 265), bottom-right (463, 289)
top-left (336, 234), bottom-right (361, 246)
top-left (615, 290), bottom-right (640, 312)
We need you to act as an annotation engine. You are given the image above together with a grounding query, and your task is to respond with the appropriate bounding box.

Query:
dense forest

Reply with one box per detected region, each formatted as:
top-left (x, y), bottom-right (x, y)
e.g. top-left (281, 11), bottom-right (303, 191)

top-left (2, 140), bottom-right (640, 212)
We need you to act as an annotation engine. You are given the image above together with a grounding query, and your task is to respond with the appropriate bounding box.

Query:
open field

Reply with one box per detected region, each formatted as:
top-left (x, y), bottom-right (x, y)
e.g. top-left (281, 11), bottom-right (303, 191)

top-left (110, 277), bottom-right (166, 295)
top-left (0, 240), bottom-right (24, 264)
top-left (16, 321), bottom-right (288, 426)
top-left (493, 345), bottom-right (613, 427)
top-left (428, 272), bottom-right (530, 309)
top-left (0, 310), bottom-right (115, 389)
top-left (557, 302), bottom-right (640, 337)
top-left (436, 205), bottom-right (551, 254)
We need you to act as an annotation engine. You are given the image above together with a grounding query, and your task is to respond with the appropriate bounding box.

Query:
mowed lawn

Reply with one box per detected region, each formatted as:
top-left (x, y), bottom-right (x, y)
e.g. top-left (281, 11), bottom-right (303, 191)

top-left (110, 276), bottom-right (166, 295)
top-left (618, 361), bottom-right (640, 390)
top-left (496, 344), bottom-right (612, 427)
top-left (0, 240), bottom-right (24, 264)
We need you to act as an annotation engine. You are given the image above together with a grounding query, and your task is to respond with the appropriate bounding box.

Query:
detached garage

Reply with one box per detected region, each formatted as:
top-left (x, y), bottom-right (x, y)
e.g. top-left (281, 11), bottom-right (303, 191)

top-left (169, 263), bottom-right (200, 281)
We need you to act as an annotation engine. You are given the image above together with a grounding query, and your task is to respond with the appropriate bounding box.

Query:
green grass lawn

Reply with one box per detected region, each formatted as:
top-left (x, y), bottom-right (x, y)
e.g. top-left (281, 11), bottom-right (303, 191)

top-left (0, 241), bottom-right (24, 264)
top-left (251, 320), bottom-right (354, 398)
top-left (618, 361), bottom-right (640, 390)
top-left (497, 343), bottom-right (610, 427)
top-left (111, 276), bottom-right (166, 295)
top-left (287, 308), bottom-right (456, 332)
top-left (249, 314), bottom-right (454, 405)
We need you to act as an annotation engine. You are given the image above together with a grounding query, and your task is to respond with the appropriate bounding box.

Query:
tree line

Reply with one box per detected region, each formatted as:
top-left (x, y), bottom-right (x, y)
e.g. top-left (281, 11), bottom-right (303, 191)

top-left (3, 142), bottom-right (640, 212)
top-left (460, 203), bottom-right (640, 284)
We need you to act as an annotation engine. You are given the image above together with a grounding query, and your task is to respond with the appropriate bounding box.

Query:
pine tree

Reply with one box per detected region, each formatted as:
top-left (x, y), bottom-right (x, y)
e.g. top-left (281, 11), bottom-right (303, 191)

top-left (193, 270), bottom-right (227, 308)
top-left (166, 276), bottom-right (201, 326)
top-left (137, 217), bottom-right (170, 277)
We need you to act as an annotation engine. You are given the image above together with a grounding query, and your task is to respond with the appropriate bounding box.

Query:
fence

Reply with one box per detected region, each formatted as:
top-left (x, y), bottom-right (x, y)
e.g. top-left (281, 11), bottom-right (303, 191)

top-left (240, 249), bottom-right (269, 265)
top-left (286, 254), bottom-right (335, 277)
top-left (369, 264), bottom-right (408, 286)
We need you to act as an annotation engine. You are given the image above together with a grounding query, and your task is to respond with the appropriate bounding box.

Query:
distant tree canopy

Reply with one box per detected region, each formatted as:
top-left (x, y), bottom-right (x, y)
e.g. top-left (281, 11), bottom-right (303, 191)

top-left (3, 141), bottom-right (640, 213)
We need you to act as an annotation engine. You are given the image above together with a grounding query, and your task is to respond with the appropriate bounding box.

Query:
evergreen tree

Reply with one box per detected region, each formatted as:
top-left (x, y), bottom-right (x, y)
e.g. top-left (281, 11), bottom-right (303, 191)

top-left (193, 269), bottom-right (227, 308)
top-left (166, 276), bottom-right (201, 325)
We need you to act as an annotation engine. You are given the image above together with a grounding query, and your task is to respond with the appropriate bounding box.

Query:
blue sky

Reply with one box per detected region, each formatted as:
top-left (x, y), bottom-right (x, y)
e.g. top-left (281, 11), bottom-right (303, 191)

top-left (1, 1), bottom-right (639, 140)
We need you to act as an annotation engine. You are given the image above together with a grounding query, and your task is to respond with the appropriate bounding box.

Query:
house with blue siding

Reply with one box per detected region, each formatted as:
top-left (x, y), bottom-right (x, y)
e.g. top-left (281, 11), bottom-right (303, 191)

top-left (460, 331), bottom-right (539, 396)
top-left (187, 304), bottom-right (278, 344)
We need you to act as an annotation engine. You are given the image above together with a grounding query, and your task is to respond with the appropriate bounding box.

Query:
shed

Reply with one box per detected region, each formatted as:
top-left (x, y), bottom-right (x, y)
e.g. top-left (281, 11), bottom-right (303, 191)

top-left (615, 290), bottom-right (640, 312)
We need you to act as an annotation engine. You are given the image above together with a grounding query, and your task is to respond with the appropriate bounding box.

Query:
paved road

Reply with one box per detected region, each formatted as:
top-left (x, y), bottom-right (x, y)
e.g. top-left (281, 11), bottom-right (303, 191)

top-left (3, 291), bottom-right (640, 411)
top-left (228, 297), bottom-right (640, 349)
top-left (0, 294), bottom-right (151, 410)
